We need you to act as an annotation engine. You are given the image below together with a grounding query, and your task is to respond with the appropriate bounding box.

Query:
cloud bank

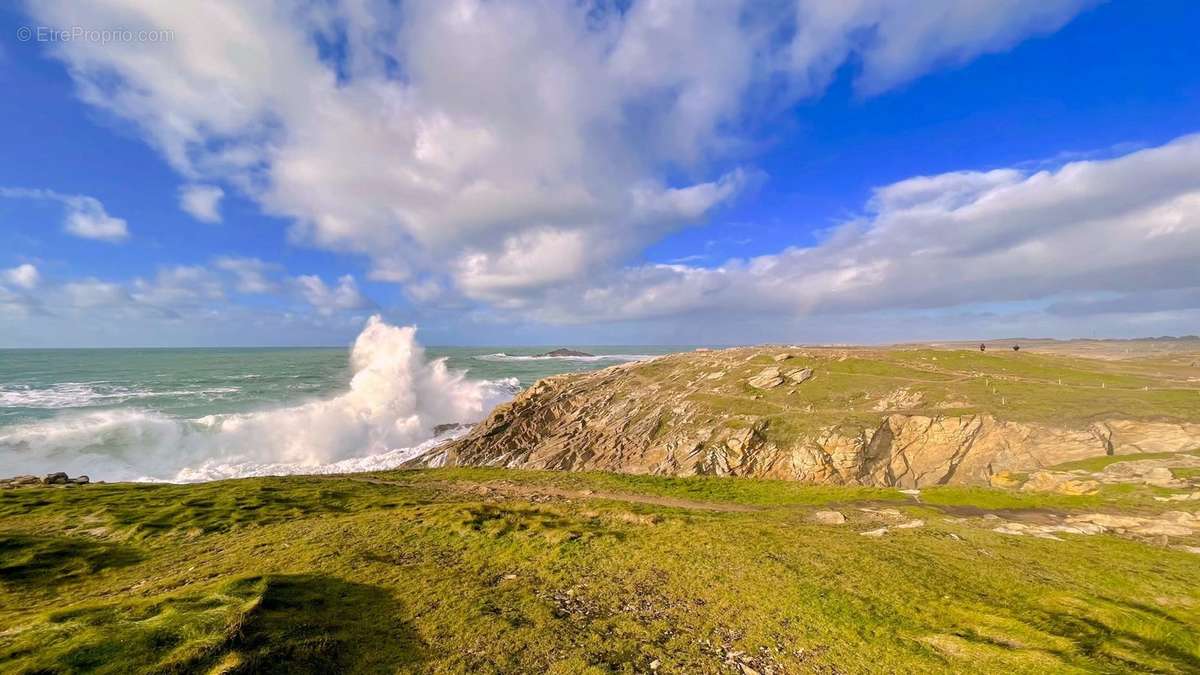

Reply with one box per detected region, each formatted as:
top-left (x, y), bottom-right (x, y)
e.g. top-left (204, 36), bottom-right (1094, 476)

top-left (25, 0), bottom-right (1131, 336)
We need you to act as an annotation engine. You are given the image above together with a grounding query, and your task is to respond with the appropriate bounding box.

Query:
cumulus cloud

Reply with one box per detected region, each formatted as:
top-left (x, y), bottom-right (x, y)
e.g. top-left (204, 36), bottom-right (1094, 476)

top-left (0, 187), bottom-right (129, 242)
top-left (2, 256), bottom-right (373, 332)
top-left (215, 256), bottom-right (279, 293)
top-left (63, 279), bottom-right (131, 308)
top-left (294, 274), bottom-right (373, 316)
top-left (528, 134), bottom-right (1200, 323)
top-left (3, 264), bottom-right (39, 290)
top-left (26, 0), bottom-right (1092, 308)
top-left (0, 264), bottom-right (43, 317)
top-left (179, 184), bottom-right (224, 222)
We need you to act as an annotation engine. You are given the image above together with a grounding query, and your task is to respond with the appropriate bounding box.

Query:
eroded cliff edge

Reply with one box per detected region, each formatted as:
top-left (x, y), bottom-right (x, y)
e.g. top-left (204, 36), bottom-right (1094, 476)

top-left (412, 346), bottom-right (1200, 487)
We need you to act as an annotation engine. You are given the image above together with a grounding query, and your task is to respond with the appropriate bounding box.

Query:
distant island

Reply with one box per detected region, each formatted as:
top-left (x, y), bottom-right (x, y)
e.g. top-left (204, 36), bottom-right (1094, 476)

top-left (534, 348), bottom-right (594, 357)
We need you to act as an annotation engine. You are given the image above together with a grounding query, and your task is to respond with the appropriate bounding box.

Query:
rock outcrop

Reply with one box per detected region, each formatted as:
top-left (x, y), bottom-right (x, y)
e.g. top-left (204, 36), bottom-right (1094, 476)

top-left (411, 347), bottom-right (1200, 487)
top-left (1, 473), bottom-right (90, 489)
top-left (535, 348), bottom-right (594, 357)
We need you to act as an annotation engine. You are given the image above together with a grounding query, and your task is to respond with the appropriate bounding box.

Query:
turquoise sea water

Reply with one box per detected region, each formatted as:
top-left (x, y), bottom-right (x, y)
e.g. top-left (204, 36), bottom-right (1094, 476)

top-left (0, 335), bottom-right (683, 482)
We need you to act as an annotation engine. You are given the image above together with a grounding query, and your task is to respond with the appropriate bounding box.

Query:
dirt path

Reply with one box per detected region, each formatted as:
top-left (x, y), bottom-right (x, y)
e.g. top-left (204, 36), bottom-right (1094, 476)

top-left (341, 476), bottom-right (759, 513)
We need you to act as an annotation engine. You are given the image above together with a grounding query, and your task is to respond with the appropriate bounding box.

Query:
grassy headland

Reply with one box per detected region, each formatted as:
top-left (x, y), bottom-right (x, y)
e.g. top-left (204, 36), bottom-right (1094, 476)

top-left (2, 466), bottom-right (1199, 673)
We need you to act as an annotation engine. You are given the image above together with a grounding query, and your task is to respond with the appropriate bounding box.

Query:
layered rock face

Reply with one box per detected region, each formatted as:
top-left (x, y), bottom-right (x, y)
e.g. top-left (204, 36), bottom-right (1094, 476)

top-left (414, 347), bottom-right (1200, 487)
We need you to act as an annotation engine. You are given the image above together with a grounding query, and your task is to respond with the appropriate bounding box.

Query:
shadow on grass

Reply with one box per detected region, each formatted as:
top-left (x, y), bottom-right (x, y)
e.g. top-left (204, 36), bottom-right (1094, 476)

top-left (0, 534), bottom-right (142, 589)
top-left (955, 597), bottom-right (1200, 672)
top-left (1, 575), bottom-right (426, 674)
top-left (225, 574), bottom-right (427, 674)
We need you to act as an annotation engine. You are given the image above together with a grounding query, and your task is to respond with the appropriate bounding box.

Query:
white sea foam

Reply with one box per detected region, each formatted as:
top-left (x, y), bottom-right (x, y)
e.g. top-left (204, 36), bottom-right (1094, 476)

top-left (0, 316), bottom-right (518, 482)
top-left (0, 383), bottom-right (241, 409)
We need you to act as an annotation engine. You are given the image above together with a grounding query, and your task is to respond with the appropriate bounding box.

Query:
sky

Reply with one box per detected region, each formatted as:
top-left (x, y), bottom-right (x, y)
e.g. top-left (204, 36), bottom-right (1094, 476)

top-left (0, 0), bottom-right (1198, 347)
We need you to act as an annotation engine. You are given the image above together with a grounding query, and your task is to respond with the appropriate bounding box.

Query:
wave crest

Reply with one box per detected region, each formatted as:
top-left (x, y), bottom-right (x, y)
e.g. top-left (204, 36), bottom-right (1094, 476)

top-left (0, 316), bottom-right (518, 482)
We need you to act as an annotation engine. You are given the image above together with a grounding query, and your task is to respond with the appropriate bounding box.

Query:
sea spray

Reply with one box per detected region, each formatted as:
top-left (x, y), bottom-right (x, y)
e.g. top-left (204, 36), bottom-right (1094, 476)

top-left (0, 316), bottom-right (518, 482)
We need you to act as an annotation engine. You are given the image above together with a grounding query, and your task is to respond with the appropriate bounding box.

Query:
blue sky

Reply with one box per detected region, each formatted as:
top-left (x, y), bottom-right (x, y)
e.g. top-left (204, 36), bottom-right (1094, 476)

top-left (1, 1), bottom-right (1198, 346)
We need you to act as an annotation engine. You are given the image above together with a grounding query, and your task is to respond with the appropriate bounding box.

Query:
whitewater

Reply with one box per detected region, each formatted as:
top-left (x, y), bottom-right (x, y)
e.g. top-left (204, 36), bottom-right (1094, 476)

top-left (0, 316), bottom-right (675, 483)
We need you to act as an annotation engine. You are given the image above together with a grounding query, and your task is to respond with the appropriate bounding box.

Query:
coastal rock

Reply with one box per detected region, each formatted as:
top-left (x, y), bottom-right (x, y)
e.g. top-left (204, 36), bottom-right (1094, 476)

top-left (407, 347), bottom-right (1200, 487)
top-left (536, 348), bottom-right (594, 358)
top-left (1, 473), bottom-right (90, 488)
top-left (784, 367), bottom-right (814, 384)
top-left (747, 367), bottom-right (784, 390)
top-left (872, 388), bottom-right (925, 412)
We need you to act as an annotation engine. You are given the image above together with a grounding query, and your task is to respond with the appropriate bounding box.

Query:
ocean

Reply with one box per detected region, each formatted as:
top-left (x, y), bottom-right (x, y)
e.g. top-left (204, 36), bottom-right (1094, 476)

top-left (0, 317), bottom-right (683, 482)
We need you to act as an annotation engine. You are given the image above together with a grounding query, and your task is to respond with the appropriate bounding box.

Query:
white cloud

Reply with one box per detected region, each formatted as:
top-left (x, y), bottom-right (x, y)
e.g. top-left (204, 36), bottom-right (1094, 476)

top-left (27, 0), bottom-right (1092, 308)
top-left (787, 0), bottom-right (1095, 96)
top-left (179, 184), bottom-right (224, 222)
top-left (4, 257), bottom-right (375, 331)
top-left (215, 256), bottom-right (278, 293)
top-left (63, 279), bottom-right (131, 308)
top-left (294, 274), bottom-right (372, 316)
top-left (130, 265), bottom-right (224, 309)
top-left (62, 195), bottom-right (129, 242)
top-left (528, 134), bottom-right (1200, 323)
top-left (3, 264), bottom-right (39, 290)
top-left (0, 187), bottom-right (129, 242)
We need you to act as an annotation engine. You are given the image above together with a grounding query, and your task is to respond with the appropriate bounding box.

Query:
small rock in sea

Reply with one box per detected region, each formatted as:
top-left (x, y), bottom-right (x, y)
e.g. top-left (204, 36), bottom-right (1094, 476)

top-left (433, 422), bottom-right (472, 436)
top-left (809, 510), bottom-right (847, 525)
top-left (536, 348), bottom-right (594, 358)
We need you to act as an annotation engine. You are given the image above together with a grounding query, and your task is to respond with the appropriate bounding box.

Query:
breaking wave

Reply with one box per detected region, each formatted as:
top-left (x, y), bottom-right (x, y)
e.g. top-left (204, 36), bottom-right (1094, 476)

top-left (0, 316), bottom-right (519, 482)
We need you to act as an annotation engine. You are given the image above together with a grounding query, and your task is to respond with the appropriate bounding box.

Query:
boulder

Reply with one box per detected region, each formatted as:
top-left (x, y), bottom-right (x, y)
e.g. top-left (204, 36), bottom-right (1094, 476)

top-left (784, 367), bottom-right (814, 384)
top-left (1021, 471), bottom-right (1100, 495)
top-left (809, 510), bottom-right (846, 525)
top-left (747, 367), bottom-right (784, 390)
top-left (43, 472), bottom-right (69, 485)
top-left (68, 475), bottom-right (90, 485)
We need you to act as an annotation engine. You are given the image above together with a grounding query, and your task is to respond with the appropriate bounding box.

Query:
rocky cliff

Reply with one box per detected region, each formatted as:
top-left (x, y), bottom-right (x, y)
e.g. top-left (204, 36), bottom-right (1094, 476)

top-left (414, 346), bottom-right (1200, 487)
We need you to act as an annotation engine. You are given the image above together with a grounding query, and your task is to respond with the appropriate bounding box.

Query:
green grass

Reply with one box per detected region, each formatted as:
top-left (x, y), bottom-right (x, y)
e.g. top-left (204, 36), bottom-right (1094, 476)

top-left (2, 469), bottom-right (1198, 673)
top-left (630, 348), bottom-right (1200, 455)
top-left (1048, 449), bottom-right (1200, 473)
